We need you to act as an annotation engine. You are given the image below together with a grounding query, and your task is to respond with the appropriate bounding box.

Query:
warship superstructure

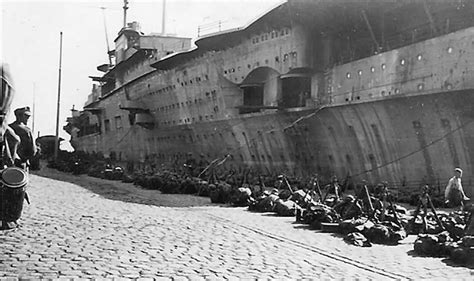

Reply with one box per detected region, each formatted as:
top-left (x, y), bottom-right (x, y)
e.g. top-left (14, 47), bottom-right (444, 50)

top-left (65, 0), bottom-right (474, 195)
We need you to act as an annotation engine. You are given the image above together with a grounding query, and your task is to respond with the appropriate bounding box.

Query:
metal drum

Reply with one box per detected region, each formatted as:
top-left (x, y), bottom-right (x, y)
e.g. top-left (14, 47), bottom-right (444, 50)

top-left (0, 167), bottom-right (28, 222)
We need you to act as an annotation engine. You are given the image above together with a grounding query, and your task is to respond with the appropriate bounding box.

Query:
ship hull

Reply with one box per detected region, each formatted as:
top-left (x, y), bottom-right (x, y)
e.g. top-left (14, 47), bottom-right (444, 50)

top-left (72, 89), bottom-right (474, 196)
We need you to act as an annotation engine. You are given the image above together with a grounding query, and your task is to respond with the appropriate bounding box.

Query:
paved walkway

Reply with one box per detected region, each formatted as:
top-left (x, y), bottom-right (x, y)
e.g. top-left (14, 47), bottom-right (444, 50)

top-left (1, 175), bottom-right (473, 279)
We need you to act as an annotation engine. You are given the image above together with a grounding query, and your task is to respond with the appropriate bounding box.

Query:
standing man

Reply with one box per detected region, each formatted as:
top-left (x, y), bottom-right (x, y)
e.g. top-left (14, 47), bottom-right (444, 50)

top-left (445, 168), bottom-right (470, 209)
top-left (9, 106), bottom-right (37, 170)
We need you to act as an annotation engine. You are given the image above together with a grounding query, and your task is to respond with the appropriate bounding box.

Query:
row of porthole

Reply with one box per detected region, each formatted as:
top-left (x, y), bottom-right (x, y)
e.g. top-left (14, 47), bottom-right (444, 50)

top-left (340, 46), bottom-right (454, 80)
top-left (160, 114), bottom-right (216, 126)
top-left (251, 28), bottom-right (291, 44)
top-left (224, 52), bottom-right (298, 76)
top-left (155, 130), bottom-right (225, 142)
top-left (177, 74), bottom-right (210, 87)
top-left (155, 90), bottom-right (218, 112)
top-left (147, 84), bottom-right (177, 96)
top-left (341, 84), bottom-right (428, 102)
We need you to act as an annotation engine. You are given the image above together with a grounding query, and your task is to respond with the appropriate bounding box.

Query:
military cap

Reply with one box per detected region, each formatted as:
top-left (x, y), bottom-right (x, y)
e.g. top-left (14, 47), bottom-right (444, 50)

top-left (14, 106), bottom-right (32, 116)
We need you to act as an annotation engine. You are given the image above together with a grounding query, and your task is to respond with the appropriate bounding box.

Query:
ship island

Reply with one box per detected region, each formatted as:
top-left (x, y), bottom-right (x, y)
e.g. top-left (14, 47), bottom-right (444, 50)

top-left (64, 0), bottom-right (474, 196)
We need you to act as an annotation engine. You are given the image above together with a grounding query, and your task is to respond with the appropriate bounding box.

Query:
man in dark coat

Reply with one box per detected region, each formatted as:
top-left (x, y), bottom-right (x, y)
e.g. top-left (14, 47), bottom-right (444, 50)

top-left (9, 106), bottom-right (37, 169)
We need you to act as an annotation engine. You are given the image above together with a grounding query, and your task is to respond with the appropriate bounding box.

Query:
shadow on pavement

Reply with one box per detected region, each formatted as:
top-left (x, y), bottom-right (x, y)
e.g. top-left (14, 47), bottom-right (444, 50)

top-left (31, 166), bottom-right (213, 208)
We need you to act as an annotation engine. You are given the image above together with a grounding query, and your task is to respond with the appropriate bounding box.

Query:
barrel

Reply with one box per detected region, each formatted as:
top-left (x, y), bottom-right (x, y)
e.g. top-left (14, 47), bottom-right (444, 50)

top-left (0, 167), bottom-right (28, 222)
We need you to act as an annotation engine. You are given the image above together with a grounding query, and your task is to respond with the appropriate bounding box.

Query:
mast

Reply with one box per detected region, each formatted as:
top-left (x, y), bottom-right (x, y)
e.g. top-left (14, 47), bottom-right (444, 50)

top-left (100, 7), bottom-right (113, 66)
top-left (54, 31), bottom-right (63, 161)
top-left (162, 0), bottom-right (166, 34)
top-left (123, 0), bottom-right (129, 28)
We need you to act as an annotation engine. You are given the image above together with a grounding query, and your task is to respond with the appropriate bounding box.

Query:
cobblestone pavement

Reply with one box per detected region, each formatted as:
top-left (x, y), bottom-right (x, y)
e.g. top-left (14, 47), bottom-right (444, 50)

top-left (1, 175), bottom-right (473, 280)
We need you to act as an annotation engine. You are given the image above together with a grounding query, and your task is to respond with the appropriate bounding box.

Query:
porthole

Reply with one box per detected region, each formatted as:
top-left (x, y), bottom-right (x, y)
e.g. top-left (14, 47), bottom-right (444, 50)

top-left (346, 72), bottom-right (351, 79)
top-left (418, 83), bottom-right (424, 90)
top-left (395, 88), bottom-right (400, 94)
top-left (370, 66), bottom-right (375, 73)
top-left (447, 47), bottom-right (453, 54)
top-left (358, 70), bottom-right (362, 76)
top-left (381, 63), bottom-right (386, 70)
top-left (400, 59), bottom-right (405, 65)
top-left (417, 54), bottom-right (422, 61)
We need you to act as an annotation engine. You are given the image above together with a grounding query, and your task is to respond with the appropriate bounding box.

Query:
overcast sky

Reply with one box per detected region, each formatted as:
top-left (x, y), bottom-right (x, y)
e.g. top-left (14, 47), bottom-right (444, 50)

top-left (1, 0), bottom-right (283, 146)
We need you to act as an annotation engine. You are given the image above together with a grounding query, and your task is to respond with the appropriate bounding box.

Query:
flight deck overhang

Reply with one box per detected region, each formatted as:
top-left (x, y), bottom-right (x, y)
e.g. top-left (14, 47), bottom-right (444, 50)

top-left (83, 107), bottom-right (104, 115)
top-left (119, 100), bottom-right (150, 113)
top-left (280, 67), bottom-right (313, 79)
top-left (89, 76), bottom-right (114, 82)
top-left (150, 47), bottom-right (200, 70)
top-left (97, 64), bottom-right (112, 73)
top-left (195, 1), bottom-right (289, 50)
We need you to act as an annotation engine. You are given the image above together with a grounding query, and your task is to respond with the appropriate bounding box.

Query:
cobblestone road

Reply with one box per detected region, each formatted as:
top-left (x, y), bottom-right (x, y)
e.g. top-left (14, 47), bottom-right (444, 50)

top-left (1, 175), bottom-right (473, 279)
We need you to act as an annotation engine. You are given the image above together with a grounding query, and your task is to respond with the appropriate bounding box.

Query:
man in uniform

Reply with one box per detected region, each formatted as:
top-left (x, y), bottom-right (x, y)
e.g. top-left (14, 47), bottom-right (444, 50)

top-left (8, 106), bottom-right (37, 170)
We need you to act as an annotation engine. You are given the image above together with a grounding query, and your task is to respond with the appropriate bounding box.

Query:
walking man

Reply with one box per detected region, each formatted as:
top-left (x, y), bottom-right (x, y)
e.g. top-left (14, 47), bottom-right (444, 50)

top-left (445, 168), bottom-right (470, 209)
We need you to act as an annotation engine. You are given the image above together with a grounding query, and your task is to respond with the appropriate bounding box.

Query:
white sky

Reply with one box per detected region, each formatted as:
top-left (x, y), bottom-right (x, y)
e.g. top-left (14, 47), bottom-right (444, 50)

top-left (1, 0), bottom-right (283, 145)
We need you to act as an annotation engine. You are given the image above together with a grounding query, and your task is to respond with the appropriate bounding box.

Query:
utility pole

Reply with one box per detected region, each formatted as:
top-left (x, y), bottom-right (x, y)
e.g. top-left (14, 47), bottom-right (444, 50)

top-left (162, 0), bottom-right (166, 34)
top-left (54, 32), bottom-right (63, 161)
top-left (32, 82), bottom-right (36, 136)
